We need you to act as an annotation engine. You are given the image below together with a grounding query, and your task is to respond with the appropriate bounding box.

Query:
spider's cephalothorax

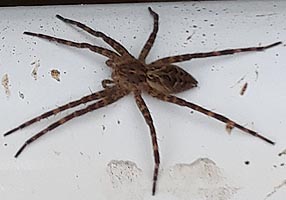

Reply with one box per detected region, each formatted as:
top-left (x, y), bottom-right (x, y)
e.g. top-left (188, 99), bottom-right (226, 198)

top-left (4, 7), bottom-right (281, 195)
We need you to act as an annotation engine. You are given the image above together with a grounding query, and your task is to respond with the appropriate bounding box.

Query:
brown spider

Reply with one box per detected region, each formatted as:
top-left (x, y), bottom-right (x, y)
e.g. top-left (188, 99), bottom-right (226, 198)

top-left (4, 7), bottom-right (281, 195)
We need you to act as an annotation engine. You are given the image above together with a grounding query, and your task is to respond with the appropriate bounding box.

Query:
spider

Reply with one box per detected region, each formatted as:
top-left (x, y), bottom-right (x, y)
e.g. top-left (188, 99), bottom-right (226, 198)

top-left (4, 7), bottom-right (281, 195)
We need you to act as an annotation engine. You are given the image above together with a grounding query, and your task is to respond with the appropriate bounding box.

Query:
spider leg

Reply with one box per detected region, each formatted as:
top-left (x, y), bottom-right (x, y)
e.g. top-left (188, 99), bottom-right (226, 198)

top-left (134, 91), bottom-right (160, 195)
top-left (56, 15), bottom-right (131, 56)
top-left (4, 86), bottom-right (118, 137)
top-left (24, 32), bottom-right (120, 59)
top-left (151, 41), bottom-right (282, 65)
top-left (149, 90), bottom-right (275, 145)
top-left (14, 90), bottom-right (127, 158)
top-left (138, 7), bottom-right (159, 62)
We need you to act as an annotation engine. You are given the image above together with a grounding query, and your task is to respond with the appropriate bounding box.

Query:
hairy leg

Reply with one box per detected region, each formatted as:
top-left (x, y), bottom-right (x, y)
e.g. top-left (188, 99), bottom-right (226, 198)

top-left (24, 32), bottom-right (120, 59)
top-left (134, 91), bottom-right (160, 195)
top-left (151, 41), bottom-right (282, 65)
top-left (14, 90), bottom-right (127, 158)
top-left (139, 7), bottom-right (159, 62)
top-left (149, 90), bottom-right (275, 145)
top-left (56, 15), bottom-right (131, 56)
top-left (4, 87), bottom-right (118, 137)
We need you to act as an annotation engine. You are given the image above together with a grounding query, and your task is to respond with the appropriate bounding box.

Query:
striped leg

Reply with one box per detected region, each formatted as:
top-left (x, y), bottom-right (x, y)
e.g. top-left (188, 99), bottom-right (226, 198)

top-left (14, 91), bottom-right (126, 158)
top-left (56, 15), bottom-right (131, 56)
top-left (134, 91), bottom-right (160, 195)
top-left (139, 7), bottom-right (159, 61)
top-left (151, 41), bottom-right (282, 65)
top-left (24, 32), bottom-right (120, 59)
top-left (4, 87), bottom-right (117, 137)
top-left (149, 91), bottom-right (275, 145)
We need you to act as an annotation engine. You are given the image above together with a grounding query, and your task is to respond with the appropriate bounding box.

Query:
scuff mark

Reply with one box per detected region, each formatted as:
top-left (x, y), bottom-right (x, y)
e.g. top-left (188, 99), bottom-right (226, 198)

top-left (264, 180), bottom-right (286, 199)
top-left (1, 73), bottom-right (10, 97)
top-left (107, 160), bottom-right (142, 188)
top-left (256, 13), bottom-right (277, 17)
top-left (240, 82), bottom-right (248, 96)
top-left (278, 149), bottom-right (286, 157)
top-left (230, 75), bottom-right (246, 88)
top-left (186, 31), bottom-right (196, 41)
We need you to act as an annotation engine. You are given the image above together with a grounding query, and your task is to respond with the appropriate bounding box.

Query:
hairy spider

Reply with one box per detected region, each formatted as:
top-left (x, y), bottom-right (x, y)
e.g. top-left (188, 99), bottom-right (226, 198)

top-left (4, 7), bottom-right (281, 195)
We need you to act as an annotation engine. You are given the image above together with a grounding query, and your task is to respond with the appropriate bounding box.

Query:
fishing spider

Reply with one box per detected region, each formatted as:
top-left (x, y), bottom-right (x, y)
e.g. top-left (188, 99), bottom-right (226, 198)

top-left (4, 7), bottom-right (281, 195)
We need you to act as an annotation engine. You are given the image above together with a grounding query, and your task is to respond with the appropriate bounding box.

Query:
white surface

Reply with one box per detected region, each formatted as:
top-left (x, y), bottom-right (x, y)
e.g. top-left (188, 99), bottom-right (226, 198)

top-left (0, 1), bottom-right (286, 199)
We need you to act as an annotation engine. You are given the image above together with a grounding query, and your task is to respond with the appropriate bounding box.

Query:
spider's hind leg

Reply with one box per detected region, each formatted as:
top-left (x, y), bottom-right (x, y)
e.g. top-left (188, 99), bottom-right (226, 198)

top-left (14, 88), bottom-right (127, 158)
top-left (134, 91), bottom-right (160, 195)
top-left (149, 90), bottom-right (275, 145)
top-left (3, 87), bottom-right (116, 137)
top-left (56, 14), bottom-right (131, 56)
top-left (24, 32), bottom-right (119, 59)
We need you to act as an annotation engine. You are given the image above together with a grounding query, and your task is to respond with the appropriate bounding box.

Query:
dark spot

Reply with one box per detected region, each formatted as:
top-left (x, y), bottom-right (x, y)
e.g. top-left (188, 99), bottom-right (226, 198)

top-left (4, 143), bottom-right (7, 147)
top-left (244, 161), bottom-right (250, 165)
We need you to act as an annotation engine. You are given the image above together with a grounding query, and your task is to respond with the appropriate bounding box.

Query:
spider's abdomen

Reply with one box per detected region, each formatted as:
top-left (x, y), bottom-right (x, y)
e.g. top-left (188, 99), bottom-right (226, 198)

top-left (147, 64), bottom-right (198, 94)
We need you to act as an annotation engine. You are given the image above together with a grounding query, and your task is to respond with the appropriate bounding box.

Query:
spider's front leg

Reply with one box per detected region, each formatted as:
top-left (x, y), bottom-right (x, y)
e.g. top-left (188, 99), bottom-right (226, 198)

top-left (55, 14), bottom-right (131, 56)
top-left (149, 89), bottom-right (275, 145)
top-left (139, 7), bottom-right (159, 62)
top-left (24, 32), bottom-right (120, 59)
top-left (134, 91), bottom-right (160, 195)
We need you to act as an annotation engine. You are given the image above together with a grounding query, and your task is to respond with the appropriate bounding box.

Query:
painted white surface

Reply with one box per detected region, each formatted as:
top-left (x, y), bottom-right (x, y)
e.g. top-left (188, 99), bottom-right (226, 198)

top-left (0, 1), bottom-right (285, 199)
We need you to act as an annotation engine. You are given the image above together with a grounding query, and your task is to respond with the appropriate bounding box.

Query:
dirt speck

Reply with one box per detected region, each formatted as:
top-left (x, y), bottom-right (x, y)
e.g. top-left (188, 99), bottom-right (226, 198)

top-left (18, 91), bottom-right (24, 99)
top-left (226, 122), bottom-right (234, 134)
top-left (1, 74), bottom-right (10, 97)
top-left (240, 82), bottom-right (248, 96)
top-left (244, 161), bottom-right (250, 165)
top-left (278, 149), bottom-right (286, 157)
top-left (50, 69), bottom-right (61, 82)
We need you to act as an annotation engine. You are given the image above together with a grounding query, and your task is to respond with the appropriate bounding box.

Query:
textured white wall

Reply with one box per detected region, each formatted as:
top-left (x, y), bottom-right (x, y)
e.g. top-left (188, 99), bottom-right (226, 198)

top-left (0, 1), bottom-right (285, 200)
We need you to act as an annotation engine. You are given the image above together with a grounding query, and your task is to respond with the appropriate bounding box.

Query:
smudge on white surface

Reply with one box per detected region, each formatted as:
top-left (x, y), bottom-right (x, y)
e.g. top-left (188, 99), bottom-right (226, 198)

top-left (106, 158), bottom-right (238, 199)
top-left (162, 158), bottom-right (239, 200)
top-left (31, 60), bottom-right (40, 80)
top-left (106, 160), bottom-right (145, 199)
top-left (1, 73), bottom-right (10, 97)
top-left (265, 180), bottom-right (286, 199)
